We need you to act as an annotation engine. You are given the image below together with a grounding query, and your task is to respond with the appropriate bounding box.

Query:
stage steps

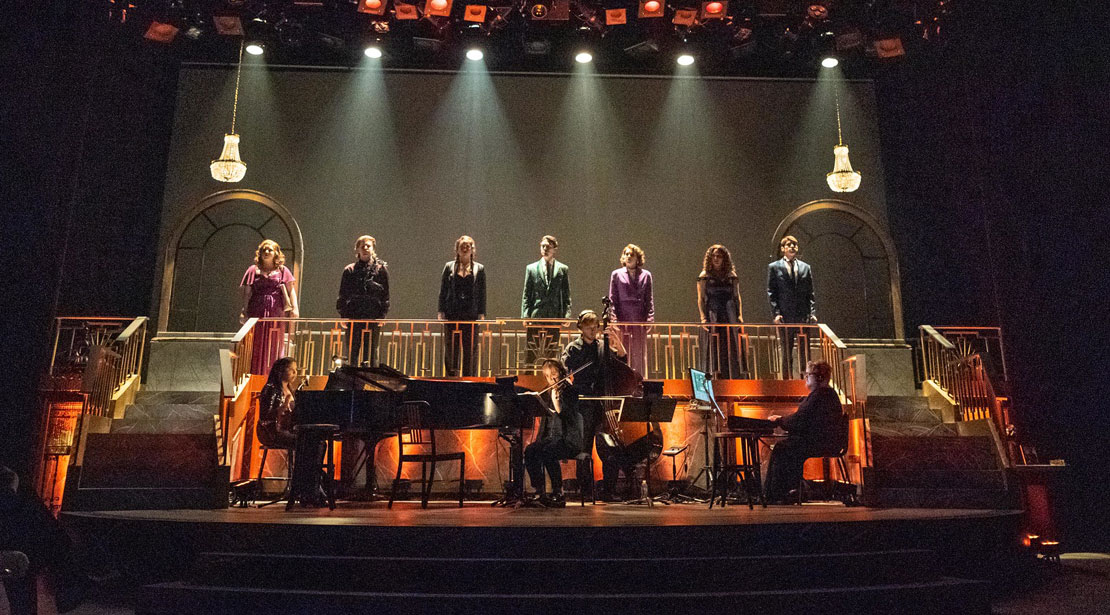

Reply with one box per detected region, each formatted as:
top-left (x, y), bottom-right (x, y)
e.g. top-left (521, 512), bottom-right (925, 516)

top-left (865, 396), bottom-right (1016, 509)
top-left (138, 549), bottom-right (990, 614)
top-left (61, 390), bottom-right (228, 511)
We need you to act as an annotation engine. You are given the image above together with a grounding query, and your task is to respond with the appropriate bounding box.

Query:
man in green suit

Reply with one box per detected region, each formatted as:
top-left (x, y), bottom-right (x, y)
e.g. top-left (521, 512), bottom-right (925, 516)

top-left (521, 235), bottom-right (572, 366)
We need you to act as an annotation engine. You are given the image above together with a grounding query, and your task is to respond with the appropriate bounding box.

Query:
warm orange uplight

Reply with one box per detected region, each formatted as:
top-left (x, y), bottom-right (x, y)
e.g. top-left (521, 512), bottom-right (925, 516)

top-left (365, 0), bottom-right (382, 8)
top-left (645, 0), bottom-right (660, 11)
top-left (706, 1), bottom-right (723, 13)
top-left (431, 0), bottom-right (448, 9)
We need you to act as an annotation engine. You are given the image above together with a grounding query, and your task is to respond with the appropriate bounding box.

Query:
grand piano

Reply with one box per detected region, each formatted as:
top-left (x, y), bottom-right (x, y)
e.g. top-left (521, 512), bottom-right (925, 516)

top-left (293, 365), bottom-right (541, 499)
top-left (293, 364), bottom-right (534, 434)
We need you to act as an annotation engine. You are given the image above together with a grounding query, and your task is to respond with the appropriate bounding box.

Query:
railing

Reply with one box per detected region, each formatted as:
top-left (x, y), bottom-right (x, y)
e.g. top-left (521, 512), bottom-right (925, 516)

top-left (930, 326), bottom-right (1007, 382)
top-left (230, 318), bottom-right (257, 386)
top-left (242, 318), bottom-right (840, 380)
top-left (920, 325), bottom-right (1011, 442)
top-left (45, 316), bottom-right (148, 416)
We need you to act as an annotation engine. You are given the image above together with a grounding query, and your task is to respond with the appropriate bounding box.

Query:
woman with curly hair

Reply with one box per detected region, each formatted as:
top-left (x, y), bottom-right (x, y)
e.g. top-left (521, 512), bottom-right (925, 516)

top-left (240, 239), bottom-right (298, 374)
top-left (696, 244), bottom-right (747, 378)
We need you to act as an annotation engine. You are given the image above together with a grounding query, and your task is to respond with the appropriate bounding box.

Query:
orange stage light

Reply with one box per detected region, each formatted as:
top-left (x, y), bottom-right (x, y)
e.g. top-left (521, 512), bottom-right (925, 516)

top-left (606, 8), bottom-right (627, 25)
top-left (426, 0), bottom-right (452, 16)
top-left (359, 0), bottom-right (387, 15)
top-left (464, 4), bottom-right (487, 22)
top-left (639, 0), bottom-right (664, 18)
top-left (700, 1), bottom-right (727, 19)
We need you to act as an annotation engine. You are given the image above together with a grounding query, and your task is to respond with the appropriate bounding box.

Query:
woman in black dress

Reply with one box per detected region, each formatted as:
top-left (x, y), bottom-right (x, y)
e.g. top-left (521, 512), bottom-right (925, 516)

top-left (437, 235), bottom-right (486, 377)
top-left (696, 244), bottom-right (747, 378)
top-left (257, 356), bottom-right (299, 449)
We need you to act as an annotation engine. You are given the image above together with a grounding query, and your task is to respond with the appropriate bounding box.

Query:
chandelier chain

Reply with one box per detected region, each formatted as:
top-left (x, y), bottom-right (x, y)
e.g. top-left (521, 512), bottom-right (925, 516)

top-left (835, 89), bottom-right (843, 146)
top-left (231, 39), bottom-right (244, 134)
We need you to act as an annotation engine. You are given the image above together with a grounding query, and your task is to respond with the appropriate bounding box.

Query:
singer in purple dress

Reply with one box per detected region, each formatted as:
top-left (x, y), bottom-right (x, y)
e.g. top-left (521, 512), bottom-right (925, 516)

top-left (240, 239), bottom-right (298, 374)
top-left (608, 244), bottom-right (654, 376)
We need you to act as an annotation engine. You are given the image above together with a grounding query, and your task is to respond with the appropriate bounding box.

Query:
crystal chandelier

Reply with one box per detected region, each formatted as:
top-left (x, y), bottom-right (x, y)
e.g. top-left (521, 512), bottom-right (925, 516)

top-left (826, 92), bottom-right (861, 192)
top-left (210, 41), bottom-right (247, 182)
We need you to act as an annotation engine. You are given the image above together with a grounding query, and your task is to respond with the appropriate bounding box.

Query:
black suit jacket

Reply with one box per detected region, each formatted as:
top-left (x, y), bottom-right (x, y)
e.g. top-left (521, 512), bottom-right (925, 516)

top-left (438, 261), bottom-right (486, 320)
top-left (766, 257), bottom-right (816, 323)
top-left (336, 258), bottom-right (390, 319)
top-left (780, 385), bottom-right (847, 454)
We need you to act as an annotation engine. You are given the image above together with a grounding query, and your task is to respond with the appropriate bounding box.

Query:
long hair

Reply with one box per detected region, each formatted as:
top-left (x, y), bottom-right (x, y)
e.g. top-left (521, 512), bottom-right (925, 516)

top-left (254, 239), bottom-right (286, 268)
top-left (700, 244), bottom-right (737, 280)
top-left (541, 358), bottom-right (568, 379)
top-left (265, 357), bottom-right (296, 389)
top-left (453, 235), bottom-right (476, 275)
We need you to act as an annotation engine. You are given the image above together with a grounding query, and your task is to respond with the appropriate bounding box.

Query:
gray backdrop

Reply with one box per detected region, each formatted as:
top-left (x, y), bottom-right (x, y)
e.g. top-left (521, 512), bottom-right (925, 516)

top-left (155, 64), bottom-right (892, 334)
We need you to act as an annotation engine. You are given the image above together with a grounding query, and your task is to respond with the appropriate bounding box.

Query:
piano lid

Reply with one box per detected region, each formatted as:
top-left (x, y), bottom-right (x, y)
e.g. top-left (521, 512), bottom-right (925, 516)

top-left (326, 365), bottom-right (410, 392)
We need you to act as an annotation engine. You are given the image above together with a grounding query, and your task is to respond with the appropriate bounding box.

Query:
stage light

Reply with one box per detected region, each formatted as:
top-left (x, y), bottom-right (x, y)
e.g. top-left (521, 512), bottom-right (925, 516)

top-left (644, 0), bottom-right (660, 12)
top-left (575, 51), bottom-right (593, 63)
top-left (364, 46), bottom-right (383, 58)
top-left (705, 2), bottom-right (723, 14)
top-left (821, 56), bottom-right (838, 68)
top-left (677, 53), bottom-right (695, 66)
top-left (431, 0), bottom-right (448, 10)
top-left (466, 48), bottom-right (484, 61)
top-left (245, 42), bottom-right (264, 55)
top-left (358, 0), bottom-right (387, 16)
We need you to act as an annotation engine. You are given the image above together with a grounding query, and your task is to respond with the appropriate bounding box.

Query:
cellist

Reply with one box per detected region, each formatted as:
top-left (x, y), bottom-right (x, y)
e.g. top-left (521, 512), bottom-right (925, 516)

top-left (562, 309), bottom-right (630, 502)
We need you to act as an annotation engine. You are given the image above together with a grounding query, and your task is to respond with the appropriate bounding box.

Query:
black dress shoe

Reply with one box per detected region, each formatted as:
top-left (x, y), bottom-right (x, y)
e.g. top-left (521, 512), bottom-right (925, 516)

top-left (540, 492), bottom-right (567, 508)
top-left (599, 492), bottom-right (624, 503)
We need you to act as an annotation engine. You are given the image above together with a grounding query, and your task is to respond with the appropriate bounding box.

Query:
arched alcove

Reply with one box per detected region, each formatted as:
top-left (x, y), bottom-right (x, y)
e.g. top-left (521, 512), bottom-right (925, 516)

top-left (771, 200), bottom-right (905, 340)
top-left (158, 190), bottom-right (304, 332)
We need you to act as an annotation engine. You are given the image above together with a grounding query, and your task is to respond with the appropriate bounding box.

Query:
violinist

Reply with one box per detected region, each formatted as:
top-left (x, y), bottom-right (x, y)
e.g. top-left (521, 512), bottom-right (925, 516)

top-left (257, 357), bottom-right (299, 449)
top-left (523, 359), bottom-right (585, 508)
top-left (562, 310), bottom-right (628, 502)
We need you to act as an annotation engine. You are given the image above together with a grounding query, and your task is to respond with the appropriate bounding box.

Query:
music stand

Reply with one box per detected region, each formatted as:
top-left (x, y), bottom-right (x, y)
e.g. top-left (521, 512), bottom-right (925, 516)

top-left (685, 368), bottom-right (726, 497)
top-left (489, 392), bottom-right (547, 507)
top-left (610, 397), bottom-right (677, 506)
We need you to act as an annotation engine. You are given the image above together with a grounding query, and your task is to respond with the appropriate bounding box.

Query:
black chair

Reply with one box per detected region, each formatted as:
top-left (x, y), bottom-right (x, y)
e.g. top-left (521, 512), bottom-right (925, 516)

top-left (797, 448), bottom-right (856, 505)
top-left (559, 452), bottom-right (596, 506)
top-left (254, 443), bottom-right (293, 508)
top-left (287, 423), bottom-right (341, 511)
top-left (388, 401), bottom-right (466, 509)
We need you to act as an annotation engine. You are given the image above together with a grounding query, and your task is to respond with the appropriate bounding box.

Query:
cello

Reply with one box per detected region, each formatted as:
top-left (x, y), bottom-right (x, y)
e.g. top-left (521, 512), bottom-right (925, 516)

top-left (595, 297), bottom-right (664, 464)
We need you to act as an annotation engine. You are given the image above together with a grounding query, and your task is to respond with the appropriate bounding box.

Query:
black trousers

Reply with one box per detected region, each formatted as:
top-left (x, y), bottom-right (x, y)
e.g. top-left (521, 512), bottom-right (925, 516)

top-left (596, 435), bottom-right (655, 496)
top-left (349, 321), bottom-right (381, 367)
top-left (524, 438), bottom-right (577, 494)
top-left (778, 325), bottom-right (810, 379)
top-left (525, 325), bottom-right (561, 368)
top-left (764, 436), bottom-right (829, 502)
top-left (443, 321), bottom-right (477, 377)
top-left (704, 325), bottom-right (749, 379)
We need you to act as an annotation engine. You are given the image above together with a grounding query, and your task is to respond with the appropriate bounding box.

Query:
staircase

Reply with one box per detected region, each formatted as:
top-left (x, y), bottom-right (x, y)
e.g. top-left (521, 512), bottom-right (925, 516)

top-left (63, 390), bottom-right (228, 511)
top-left (139, 541), bottom-right (991, 614)
top-left (864, 395), bottom-right (1016, 509)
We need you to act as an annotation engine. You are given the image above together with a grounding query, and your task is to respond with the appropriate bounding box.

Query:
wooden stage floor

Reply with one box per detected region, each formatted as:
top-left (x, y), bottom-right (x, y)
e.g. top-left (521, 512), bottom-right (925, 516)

top-left (65, 501), bottom-right (1020, 528)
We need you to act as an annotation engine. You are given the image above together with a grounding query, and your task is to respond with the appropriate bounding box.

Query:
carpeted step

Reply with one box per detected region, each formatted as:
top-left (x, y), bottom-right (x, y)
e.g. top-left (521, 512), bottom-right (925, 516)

top-left (868, 422), bottom-right (958, 437)
top-left (111, 418), bottom-right (217, 434)
top-left (188, 550), bottom-right (939, 594)
top-left (134, 391), bottom-right (222, 406)
top-left (866, 396), bottom-right (942, 424)
top-left (123, 403), bottom-right (219, 421)
top-left (139, 577), bottom-right (990, 615)
top-left (871, 435), bottom-right (1001, 473)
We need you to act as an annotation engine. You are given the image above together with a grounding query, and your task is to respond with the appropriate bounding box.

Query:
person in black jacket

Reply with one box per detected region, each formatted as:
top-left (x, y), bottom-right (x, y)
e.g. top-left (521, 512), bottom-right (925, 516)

top-left (438, 235), bottom-right (486, 377)
top-left (766, 235), bottom-right (817, 378)
top-left (764, 360), bottom-right (847, 503)
top-left (337, 235), bottom-right (390, 366)
top-left (523, 359), bottom-right (586, 508)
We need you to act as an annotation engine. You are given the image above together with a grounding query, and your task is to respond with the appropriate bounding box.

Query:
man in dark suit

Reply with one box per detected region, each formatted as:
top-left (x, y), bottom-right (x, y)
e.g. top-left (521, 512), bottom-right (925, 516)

top-left (521, 235), bottom-right (572, 366)
top-left (766, 235), bottom-right (817, 378)
top-left (764, 361), bottom-right (847, 504)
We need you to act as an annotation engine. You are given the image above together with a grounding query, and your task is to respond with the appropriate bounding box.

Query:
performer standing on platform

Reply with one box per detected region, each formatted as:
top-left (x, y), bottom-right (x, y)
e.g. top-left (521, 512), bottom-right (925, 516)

top-left (697, 244), bottom-right (747, 379)
top-left (240, 240), bottom-right (298, 374)
top-left (336, 235), bottom-right (390, 367)
top-left (257, 357), bottom-right (299, 450)
top-left (523, 359), bottom-right (585, 508)
top-left (608, 244), bottom-right (654, 376)
top-left (521, 235), bottom-right (572, 367)
top-left (438, 235), bottom-right (486, 377)
top-left (766, 235), bottom-right (817, 378)
top-left (562, 310), bottom-right (630, 501)
top-left (764, 360), bottom-right (846, 504)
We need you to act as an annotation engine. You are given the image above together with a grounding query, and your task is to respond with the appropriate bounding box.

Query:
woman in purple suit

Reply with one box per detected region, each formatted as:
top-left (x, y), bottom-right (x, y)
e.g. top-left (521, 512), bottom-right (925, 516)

top-left (608, 244), bottom-right (654, 376)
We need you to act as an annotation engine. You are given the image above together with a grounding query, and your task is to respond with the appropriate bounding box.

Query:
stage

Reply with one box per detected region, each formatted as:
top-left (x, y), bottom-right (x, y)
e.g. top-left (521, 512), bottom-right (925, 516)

top-left (62, 503), bottom-right (1020, 614)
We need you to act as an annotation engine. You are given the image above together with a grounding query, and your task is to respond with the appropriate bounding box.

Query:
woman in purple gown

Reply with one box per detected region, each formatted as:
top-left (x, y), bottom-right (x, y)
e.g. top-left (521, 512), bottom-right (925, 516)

top-left (608, 244), bottom-right (654, 376)
top-left (240, 239), bottom-right (299, 374)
